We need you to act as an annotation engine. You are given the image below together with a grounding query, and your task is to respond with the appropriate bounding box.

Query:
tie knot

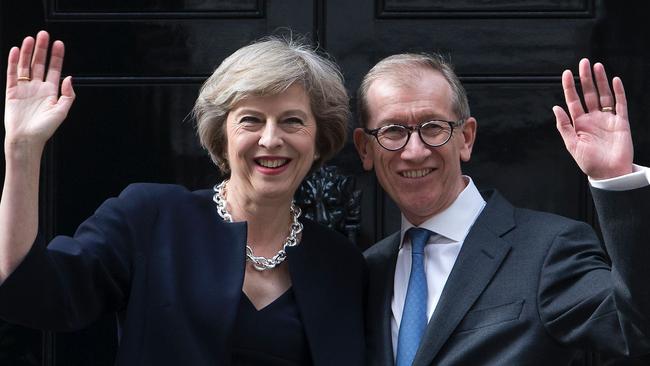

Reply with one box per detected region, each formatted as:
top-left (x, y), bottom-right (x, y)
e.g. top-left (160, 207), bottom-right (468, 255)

top-left (407, 227), bottom-right (431, 254)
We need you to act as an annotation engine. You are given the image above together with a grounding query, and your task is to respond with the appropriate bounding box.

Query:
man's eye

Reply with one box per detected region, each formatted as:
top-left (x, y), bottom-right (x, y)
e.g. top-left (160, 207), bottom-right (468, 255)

top-left (381, 125), bottom-right (406, 138)
top-left (420, 123), bottom-right (444, 134)
top-left (384, 125), bottom-right (404, 133)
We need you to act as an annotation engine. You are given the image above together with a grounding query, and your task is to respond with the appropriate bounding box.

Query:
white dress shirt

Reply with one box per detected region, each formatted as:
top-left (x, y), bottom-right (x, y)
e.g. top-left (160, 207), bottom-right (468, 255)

top-left (391, 177), bottom-right (485, 355)
top-left (390, 166), bottom-right (650, 356)
top-left (589, 164), bottom-right (650, 191)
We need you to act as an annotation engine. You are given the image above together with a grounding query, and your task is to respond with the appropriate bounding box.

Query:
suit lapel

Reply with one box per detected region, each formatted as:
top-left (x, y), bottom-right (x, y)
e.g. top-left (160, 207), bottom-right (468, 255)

top-left (286, 227), bottom-right (326, 364)
top-left (413, 191), bottom-right (515, 366)
top-left (287, 220), bottom-right (365, 366)
top-left (366, 232), bottom-right (401, 365)
top-left (192, 190), bottom-right (248, 329)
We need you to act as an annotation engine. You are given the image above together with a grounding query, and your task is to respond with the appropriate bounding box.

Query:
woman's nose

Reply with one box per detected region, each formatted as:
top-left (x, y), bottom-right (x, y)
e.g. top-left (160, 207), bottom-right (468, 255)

top-left (258, 121), bottom-right (283, 149)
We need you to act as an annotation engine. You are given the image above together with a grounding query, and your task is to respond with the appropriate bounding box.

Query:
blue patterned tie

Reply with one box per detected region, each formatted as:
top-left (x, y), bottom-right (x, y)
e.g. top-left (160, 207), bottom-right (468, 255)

top-left (396, 227), bottom-right (432, 366)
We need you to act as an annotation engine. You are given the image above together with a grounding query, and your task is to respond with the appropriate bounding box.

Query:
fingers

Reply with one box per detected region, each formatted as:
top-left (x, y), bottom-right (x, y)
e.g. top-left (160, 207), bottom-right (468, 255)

top-left (613, 77), bottom-right (628, 121)
top-left (561, 69), bottom-right (584, 122)
top-left (30, 31), bottom-right (50, 81)
top-left (56, 76), bottom-right (76, 118)
top-left (553, 105), bottom-right (577, 153)
top-left (6, 47), bottom-right (19, 90)
top-left (578, 58), bottom-right (600, 112)
top-left (60, 76), bottom-right (75, 99)
top-left (45, 40), bottom-right (65, 85)
top-left (8, 31), bottom-right (65, 87)
top-left (593, 62), bottom-right (614, 110)
top-left (17, 36), bottom-right (35, 80)
top-left (564, 58), bottom-right (622, 117)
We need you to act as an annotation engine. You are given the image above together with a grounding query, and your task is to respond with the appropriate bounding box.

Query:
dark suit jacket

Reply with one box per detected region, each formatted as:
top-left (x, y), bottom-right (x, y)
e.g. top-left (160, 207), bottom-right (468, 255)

top-left (0, 183), bottom-right (366, 366)
top-left (365, 186), bottom-right (650, 365)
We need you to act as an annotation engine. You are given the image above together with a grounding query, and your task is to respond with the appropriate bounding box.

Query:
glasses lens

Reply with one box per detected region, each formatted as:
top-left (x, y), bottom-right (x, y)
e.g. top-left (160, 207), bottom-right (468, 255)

top-left (420, 121), bottom-right (452, 146)
top-left (377, 125), bottom-right (408, 150)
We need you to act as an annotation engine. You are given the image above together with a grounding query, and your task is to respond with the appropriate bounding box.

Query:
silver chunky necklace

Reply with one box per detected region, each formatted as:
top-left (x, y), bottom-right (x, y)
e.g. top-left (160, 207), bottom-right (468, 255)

top-left (213, 180), bottom-right (303, 271)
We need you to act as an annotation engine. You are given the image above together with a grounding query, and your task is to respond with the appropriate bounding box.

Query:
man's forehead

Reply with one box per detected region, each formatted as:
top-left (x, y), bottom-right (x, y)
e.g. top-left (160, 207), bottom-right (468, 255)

top-left (368, 68), bottom-right (450, 97)
top-left (371, 65), bottom-right (445, 86)
top-left (366, 70), bottom-right (454, 124)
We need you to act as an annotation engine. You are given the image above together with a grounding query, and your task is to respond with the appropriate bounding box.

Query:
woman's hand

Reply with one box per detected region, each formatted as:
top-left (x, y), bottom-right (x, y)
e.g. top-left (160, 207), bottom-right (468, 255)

top-left (4, 30), bottom-right (75, 149)
top-left (1, 31), bottom-right (74, 282)
top-left (553, 58), bottom-right (633, 180)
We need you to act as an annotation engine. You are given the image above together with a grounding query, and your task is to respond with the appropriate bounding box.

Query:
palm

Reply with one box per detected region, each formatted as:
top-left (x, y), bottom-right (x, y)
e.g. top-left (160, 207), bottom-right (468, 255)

top-left (568, 109), bottom-right (632, 178)
top-left (4, 31), bottom-right (74, 147)
top-left (554, 59), bottom-right (633, 179)
top-left (6, 81), bottom-right (65, 141)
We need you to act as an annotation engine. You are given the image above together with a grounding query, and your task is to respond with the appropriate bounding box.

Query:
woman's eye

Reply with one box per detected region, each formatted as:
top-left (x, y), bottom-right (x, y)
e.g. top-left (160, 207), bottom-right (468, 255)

top-left (283, 117), bottom-right (304, 125)
top-left (240, 116), bottom-right (261, 124)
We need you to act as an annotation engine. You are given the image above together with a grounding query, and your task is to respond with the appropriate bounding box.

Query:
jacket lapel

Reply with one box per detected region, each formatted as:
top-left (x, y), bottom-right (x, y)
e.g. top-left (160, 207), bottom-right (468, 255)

top-left (413, 191), bottom-right (515, 366)
top-left (287, 220), bottom-right (365, 366)
top-left (192, 190), bottom-right (248, 331)
top-left (366, 232), bottom-right (401, 365)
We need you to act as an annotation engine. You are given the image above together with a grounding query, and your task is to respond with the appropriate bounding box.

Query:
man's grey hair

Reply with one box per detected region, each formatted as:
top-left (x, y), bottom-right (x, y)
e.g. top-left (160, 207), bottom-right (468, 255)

top-left (357, 53), bottom-right (470, 128)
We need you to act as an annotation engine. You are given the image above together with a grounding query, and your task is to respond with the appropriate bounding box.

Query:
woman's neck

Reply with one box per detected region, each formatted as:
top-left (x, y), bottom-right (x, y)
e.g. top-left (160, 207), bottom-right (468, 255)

top-left (224, 179), bottom-right (295, 254)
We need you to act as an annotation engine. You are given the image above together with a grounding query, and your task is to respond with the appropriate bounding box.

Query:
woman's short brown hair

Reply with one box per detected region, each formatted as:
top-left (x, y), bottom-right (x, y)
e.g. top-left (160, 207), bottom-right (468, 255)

top-left (193, 35), bottom-right (350, 173)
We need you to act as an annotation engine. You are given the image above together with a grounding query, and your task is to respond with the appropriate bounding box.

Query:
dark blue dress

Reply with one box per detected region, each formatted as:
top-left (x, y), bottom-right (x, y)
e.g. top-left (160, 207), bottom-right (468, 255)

top-left (231, 288), bottom-right (312, 365)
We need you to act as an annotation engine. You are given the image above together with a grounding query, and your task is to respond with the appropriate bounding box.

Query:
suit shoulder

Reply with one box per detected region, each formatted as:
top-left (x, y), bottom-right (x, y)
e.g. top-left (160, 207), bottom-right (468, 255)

top-left (302, 218), bottom-right (350, 243)
top-left (119, 183), bottom-right (203, 199)
top-left (363, 231), bottom-right (399, 262)
top-left (481, 189), bottom-right (590, 236)
top-left (116, 183), bottom-right (212, 207)
top-left (513, 206), bottom-right (590, 232)
top-left (302, 219), bottom-right (364, 261)
top-left (92, 183), bottom-right (214, 224)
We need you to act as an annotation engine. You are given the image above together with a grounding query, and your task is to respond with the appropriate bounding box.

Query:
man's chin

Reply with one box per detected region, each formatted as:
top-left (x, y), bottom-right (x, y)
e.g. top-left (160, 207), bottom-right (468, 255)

top-left (397, 198), bottom-right (438, 223)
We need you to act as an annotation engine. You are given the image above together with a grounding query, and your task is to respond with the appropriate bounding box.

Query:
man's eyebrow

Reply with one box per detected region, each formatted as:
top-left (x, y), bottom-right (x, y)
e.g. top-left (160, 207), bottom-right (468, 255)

top-left (377, 114), bottom-right (450, 126)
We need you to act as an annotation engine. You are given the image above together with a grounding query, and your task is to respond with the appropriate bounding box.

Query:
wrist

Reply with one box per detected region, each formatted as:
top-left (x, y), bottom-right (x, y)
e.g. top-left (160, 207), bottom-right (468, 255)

top-left (589, 165), bottom-right (648, 191)
top-left (594, 165), bottom-right (635, 180)
top-left (4, 138), bottom-right (46, 163)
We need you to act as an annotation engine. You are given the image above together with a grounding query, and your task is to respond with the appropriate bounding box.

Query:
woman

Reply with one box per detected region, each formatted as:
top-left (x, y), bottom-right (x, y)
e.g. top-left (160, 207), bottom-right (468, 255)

top-left (0, 31), bottom-right (365, 365)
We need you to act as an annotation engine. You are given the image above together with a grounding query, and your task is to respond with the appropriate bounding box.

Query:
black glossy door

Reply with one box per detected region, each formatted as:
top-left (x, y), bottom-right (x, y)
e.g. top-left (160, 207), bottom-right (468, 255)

top-left (1, 0), bottom-right (648, 365)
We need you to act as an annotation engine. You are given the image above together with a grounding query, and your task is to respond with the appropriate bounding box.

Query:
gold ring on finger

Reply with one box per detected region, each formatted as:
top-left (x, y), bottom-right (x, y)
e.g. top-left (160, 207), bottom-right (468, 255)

top-left (600, 106), bottom-right (614, 113)
top-left (17, 76), bottom-right (31, 82)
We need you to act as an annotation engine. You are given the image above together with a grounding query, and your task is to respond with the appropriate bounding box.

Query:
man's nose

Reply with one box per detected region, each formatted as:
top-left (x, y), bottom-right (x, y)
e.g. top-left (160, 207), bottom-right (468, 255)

top-left (400, 132), bottom-right (432, 162)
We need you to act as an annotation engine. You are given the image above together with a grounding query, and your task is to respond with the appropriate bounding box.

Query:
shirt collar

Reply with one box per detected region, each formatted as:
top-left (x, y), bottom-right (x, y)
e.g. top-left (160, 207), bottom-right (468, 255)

top-left (400, 176), bottom-right (486, 246)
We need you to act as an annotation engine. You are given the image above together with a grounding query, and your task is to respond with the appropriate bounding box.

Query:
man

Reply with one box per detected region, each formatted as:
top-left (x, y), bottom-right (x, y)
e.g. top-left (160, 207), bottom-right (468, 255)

top-left (353, 54), bottom-right (650, 365)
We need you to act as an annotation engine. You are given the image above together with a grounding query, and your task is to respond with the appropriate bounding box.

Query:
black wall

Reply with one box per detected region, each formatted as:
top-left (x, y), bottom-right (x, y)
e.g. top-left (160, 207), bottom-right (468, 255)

top-left (1, 0), bottom-right (649, 364)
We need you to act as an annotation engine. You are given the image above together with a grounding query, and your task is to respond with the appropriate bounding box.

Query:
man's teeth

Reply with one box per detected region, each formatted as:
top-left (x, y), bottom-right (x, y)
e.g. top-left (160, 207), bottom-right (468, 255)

top-left (401, 169), bottom-right (432, 178)
top-left (258, 159), bottom-right (287, 168)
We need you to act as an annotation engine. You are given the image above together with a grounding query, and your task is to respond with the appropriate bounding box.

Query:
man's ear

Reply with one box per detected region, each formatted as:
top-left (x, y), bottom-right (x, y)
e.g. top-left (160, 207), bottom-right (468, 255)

top-left (353, 128), bottom-right (375, 171)
top-left (459, 117), bottom-right (477, 162)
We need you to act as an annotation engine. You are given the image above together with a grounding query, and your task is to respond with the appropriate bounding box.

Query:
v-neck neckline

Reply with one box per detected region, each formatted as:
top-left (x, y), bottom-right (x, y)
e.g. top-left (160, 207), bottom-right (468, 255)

top-left (241, 287), bottom-right (293, 312)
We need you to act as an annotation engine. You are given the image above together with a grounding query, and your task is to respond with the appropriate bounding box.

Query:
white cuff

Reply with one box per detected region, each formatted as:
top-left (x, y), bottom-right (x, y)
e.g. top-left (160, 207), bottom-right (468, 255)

top-left (589, 164), bottom-right (650, 191)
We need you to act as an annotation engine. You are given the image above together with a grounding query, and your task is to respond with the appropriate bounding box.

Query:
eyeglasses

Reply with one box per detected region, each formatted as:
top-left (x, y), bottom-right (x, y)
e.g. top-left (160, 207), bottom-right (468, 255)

top-left (363, 119), bottom-right (464, 151)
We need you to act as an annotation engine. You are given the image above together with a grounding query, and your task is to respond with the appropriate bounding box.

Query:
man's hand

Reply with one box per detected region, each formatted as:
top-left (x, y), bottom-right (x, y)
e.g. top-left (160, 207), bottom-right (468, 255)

top-left (553, 58), bottom-right (633, 179)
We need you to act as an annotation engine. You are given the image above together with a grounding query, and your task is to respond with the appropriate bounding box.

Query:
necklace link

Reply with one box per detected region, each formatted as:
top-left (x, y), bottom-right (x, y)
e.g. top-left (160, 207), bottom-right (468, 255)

top-left (213, 180), bottom-right (303, 271)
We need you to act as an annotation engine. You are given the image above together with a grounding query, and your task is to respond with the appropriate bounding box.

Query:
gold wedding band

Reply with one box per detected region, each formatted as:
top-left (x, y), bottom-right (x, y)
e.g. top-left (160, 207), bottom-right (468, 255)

top-left (600, 106), bottom-right (614, 113)
top-left (17, 76), bottom-right (31, 82)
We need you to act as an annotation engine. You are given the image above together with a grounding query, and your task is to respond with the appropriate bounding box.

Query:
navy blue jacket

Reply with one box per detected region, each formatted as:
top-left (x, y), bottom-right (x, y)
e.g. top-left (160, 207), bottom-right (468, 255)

top-left (0, 183), bottom-right (366, 365)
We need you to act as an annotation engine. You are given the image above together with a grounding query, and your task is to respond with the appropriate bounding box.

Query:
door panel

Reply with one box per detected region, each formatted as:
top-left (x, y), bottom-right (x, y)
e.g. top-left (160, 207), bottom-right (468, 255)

top-left (326, 0), bottom-right (648, 239)
top-left (1, 0), bottom-right (648, 364)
